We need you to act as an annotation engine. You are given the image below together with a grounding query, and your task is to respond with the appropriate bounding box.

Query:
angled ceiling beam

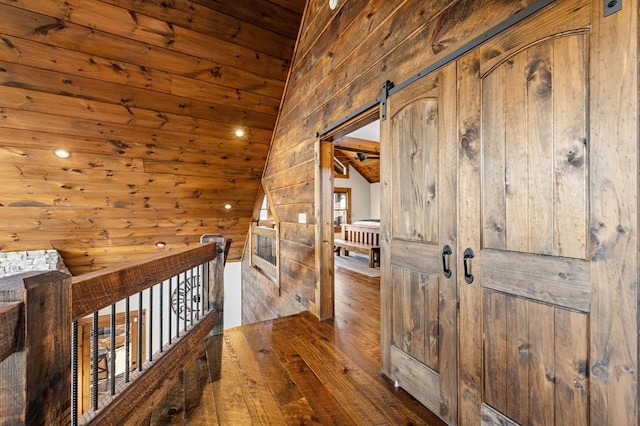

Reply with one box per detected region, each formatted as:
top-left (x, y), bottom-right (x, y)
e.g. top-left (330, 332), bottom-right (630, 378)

top-left (333, 137), bottom-right (380, 154)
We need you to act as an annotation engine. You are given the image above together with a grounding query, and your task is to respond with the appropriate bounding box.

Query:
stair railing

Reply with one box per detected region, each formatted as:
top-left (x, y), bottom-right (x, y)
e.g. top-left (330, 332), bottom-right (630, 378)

top-left (0, 234), bottom-right (225, 425)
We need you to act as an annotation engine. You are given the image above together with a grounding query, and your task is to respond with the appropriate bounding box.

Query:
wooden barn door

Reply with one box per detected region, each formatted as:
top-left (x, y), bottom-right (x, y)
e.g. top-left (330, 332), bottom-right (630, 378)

top-left (380, 63), bottom-right (458, 424)
top-left (458, 0), bottom-right (596, 424)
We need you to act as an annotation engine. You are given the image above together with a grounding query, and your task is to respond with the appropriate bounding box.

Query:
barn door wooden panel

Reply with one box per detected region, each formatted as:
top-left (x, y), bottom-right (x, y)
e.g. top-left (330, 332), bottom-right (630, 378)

top-left (480, 29), bottom-right (591, 426)
top-left (380, 63), bottom-right (457, 424)
top-left (458, 0), bottom-right (596, 424)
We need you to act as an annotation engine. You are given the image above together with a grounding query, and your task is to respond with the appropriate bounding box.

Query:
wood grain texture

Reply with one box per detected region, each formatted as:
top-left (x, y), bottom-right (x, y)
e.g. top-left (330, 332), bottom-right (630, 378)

top-left (334, 149), bottom-right (380, 183)
top-left (384, 66), bottom-right (457, 424)
top-left (457, 49), bottom-right (483, 426)
top-left (481, 403), bottom-right (519, 426)
top-left (0, 302), bottom-right (21, 364)
top-left (481, 289), bottom-right (590, 425)
top-left (589, 0), bottom-right (638, 424)
top-left (248, 0), bottom-right (549, 328)
top-left (72, 243), bottom-right (217, 320)
top-left (392, 98), bottom-right (439, 243)
top-left (554, 308), bottom-right (589, 425)
top-left (481, 33), bottom-right (589, 258)
top-left (86, 306), bottom-right (219, 425)
top-left (469, 3), bottom-right (598, 425)
top-left (482, 290), bottom-right (507, 411)
top-left (0, 271), bottom-right (71, 425)
top-left (0, 0), bottom-right (305, 274)
top-left (139, 269), bottom-right (444, 424)
top-left (479, 249), bottom-right (591, 312)
top-left (526, 40), bottom-right (554, 255)
top-left (313, 140), bottom-right (334, 319)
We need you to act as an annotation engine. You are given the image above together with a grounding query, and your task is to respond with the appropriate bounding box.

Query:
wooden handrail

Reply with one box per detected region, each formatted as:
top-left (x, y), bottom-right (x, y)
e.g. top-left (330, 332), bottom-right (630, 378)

top-left (75, 235), bottom-right (225, 424)
top-left (1, 239), bottom-right (225, 424)
top-left (72, 243), bottom-right (217, 321)
top-left (81, 302), bottom-right (219, 424)
top-left (0, 271), bottom-right (71, 424)
top-left (0, 301), bottom-right (22, 364)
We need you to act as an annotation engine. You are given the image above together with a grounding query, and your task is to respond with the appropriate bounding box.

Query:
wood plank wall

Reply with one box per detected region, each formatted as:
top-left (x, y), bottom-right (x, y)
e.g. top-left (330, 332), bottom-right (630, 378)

top-left (0, 0), bottom-right (304, 275)
top-left (241, 0), bottom-right (543, 322)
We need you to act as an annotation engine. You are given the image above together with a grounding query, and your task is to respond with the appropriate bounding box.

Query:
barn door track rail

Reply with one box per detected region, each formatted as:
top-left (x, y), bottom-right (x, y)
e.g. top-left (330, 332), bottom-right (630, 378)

top-left (317, 0), bottom-right (558, 138)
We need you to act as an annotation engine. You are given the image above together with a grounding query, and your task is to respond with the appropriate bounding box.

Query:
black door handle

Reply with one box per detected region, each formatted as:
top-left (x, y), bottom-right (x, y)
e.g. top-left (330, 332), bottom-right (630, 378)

top-left (442, 245), bottom-right (452, 278)
top-left (463, 248), bottom-right (475, 284)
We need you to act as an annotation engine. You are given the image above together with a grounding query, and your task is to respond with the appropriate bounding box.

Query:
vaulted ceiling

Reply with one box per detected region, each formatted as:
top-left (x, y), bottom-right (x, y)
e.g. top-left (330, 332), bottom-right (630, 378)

top-left (0, 0), bottom-right (306, 275)
top-left (334, 121), bottom-right (380, 183)
top-left (334, 137), bottom-right (380, 183)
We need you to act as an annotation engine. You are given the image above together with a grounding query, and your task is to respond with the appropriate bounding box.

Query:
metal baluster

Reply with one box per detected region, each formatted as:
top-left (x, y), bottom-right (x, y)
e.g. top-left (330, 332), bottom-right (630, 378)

top-left (125, 297), bottom-right (130, 383)
top-left (191, 266), bottom-right (200, 325)
top-left (137, 292), bottom-right (143, 372)
top-left (183, 272), bottom-right (188, 332)
top-left (91, 312), bottom-right (99, 411)
top-left (71, 321), bottom-right (78, 426)
top-left (205, 261), bottom-right (210, 311)
top-left (109, 304), bottom-right (116, 396)
top-left (200, 264), bottom-right (205, 318)
top-left (159, 280), bottom-right (164, 353)
top-left (189, 267), bottom-right (194, 325)
top-left (176, 273), bottom-right (181, 338)
top-left (168, 276), bottom-right (172, 345)
top-left (148, 286), bottom-right (153, 363)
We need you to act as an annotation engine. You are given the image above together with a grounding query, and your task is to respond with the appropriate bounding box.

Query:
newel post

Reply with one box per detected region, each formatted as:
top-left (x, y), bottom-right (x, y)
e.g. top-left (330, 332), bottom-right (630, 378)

top-left (0, 271), bottom-right (71, 424)
top-left (200, 234), bottom-right (225, 336)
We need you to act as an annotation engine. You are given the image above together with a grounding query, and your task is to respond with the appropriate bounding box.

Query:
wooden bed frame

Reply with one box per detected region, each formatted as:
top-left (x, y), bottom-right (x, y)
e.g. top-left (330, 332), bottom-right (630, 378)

top-left (334, 223), bottom-right (380, 268)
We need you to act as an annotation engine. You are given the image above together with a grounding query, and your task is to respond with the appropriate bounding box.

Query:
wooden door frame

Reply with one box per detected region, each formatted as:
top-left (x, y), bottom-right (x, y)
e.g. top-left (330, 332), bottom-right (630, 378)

top-left (315, 108), bottom-right (379, 320)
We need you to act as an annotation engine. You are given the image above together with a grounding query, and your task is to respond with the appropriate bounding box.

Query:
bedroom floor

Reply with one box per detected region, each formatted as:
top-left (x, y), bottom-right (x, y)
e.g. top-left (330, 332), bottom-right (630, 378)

top-left (334, 252), bottom-right (380, 279)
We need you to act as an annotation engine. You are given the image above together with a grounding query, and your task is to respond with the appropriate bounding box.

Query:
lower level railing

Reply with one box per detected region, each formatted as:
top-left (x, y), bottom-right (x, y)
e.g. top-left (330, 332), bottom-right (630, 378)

top-left (0, 234), bottom-right (225, 425)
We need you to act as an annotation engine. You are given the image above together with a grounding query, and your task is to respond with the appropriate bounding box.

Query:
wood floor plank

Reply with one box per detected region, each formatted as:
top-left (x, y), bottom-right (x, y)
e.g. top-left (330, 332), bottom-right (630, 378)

top-left (182, 354), bottom-right (217, 424)
top-left (182, 359), bottom-right (219, 425)
top-left (222, 331), bottom-right (288, 424)
top-left (333, 273), bottom-right (381, 348)
top-left (296, 313), bottom-right (442, 425)
top-left (241, 321), bottom-right (304, 408)
top-left (286, 326), bottom-right (390, 424)
top-left (299, 319), bottom-right (436, 425)
top-left (280, 397), bottom-right (321, 425)
top-left (210, 335), bottom-right (253, 425)
top-left (134, 269), bottom-right (445, 425)
top-left (272, 325), bottom-right (356, 425)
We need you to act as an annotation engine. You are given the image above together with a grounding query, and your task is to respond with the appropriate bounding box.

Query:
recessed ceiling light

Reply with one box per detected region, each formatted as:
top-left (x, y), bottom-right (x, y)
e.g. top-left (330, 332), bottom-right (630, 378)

top-left (329, 0), bottom-right (339, 10)
top-left (53, 148), bottom-right (71, 159)
top-left (224, 203), bottom-right (233, 210)
top-left (155, 241), bottom-right (166, 248)
top-left (235, 129), bottom-right (245, 137)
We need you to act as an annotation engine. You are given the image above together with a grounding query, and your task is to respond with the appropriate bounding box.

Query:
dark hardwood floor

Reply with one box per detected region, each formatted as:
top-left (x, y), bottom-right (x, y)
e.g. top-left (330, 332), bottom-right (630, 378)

top-left (132, 265), bottom-right (445, 425)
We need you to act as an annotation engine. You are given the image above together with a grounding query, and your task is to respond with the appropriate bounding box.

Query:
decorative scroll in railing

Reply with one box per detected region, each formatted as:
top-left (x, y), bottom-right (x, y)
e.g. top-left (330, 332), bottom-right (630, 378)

top-left (0, 234), bottom-right (225, 425)
top-left (250, 222), bottom-right (278, 282)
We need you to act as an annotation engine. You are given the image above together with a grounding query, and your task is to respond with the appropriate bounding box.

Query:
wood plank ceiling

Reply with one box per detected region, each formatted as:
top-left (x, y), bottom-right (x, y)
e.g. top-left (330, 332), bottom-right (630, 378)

top-left (0, 0), bottom-right (306, 275)
top-left (334, 136), bottom-right (380, 183)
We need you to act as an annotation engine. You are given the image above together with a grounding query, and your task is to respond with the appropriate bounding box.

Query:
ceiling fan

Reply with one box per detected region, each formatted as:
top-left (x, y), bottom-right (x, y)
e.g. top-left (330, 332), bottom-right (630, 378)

top-left (356, 152), bottom-right (380, 161)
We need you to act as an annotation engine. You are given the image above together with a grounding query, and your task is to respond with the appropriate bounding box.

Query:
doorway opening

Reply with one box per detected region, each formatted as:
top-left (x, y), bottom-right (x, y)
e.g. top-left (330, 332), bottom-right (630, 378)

top-left (316, 108), bottom-right (380, 320)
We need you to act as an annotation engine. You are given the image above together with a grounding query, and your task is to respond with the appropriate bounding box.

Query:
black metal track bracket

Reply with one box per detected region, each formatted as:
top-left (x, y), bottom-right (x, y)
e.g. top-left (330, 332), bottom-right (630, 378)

top-left (316, 0), bottom-right (557, 139)
top-left (604, 0), bottom-right (621, 16)
top-left (380, 80), bottom-right (393, 121)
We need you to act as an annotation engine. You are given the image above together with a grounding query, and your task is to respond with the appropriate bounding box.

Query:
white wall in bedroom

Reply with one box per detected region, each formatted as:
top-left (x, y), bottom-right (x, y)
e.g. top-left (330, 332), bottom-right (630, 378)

top-left (335, 167), bottom-right (371, 221)
top-left (370, 182), bottom-right (380, 219)
top-left (342, 119), bottom-right (380, 221)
